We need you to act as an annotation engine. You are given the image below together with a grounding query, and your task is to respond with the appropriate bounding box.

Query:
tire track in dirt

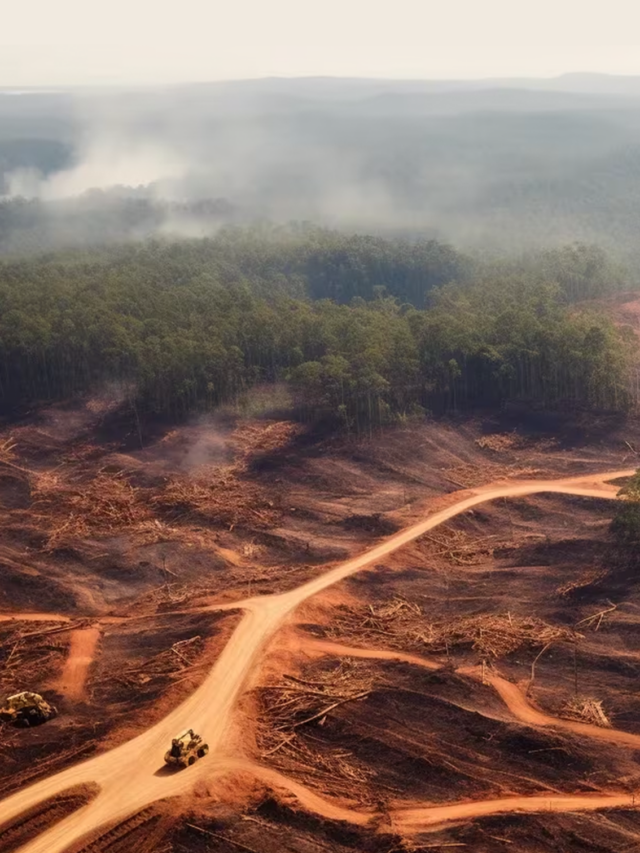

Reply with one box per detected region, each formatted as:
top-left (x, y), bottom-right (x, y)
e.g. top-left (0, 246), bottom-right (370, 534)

top-left (302, 639), bottom-right (640, 749)
top-left (240, 760), bottom-right (373, 825)
top-left (54, 627), bottom-right (101, 702)
top-left (391, 792), bottom-right (636, 832)
top-left (0, 785), bottom-right (100, 853)
top-left (208, 758), bottom-right (638, 834)
top-left (0, 468), bottom-right (633, 851)
top-left (300, 638), bottom-right (442, 671)
top-left (487, 674), bottom-right (640, 748)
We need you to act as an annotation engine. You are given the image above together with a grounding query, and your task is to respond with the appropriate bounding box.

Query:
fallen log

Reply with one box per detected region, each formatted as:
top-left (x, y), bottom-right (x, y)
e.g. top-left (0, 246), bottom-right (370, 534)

top-left (287, 690), bottom-right (371, 729)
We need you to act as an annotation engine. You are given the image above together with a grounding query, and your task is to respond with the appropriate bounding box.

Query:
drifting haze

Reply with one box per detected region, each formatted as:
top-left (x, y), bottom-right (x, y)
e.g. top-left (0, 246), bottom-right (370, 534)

top-left (6, 141), bottom-right (187, 200)
top-left (5, 77), bottom-right (640, 254)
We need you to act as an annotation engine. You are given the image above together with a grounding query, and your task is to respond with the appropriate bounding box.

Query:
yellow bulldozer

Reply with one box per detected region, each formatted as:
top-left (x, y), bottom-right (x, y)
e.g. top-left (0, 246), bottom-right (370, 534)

top-left (0, 692), bottom-right (58, 727)
top-left (164, 729), bottom-right (209, 768)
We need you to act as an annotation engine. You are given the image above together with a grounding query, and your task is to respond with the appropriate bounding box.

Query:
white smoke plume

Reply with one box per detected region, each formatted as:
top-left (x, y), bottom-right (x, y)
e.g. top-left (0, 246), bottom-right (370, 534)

top-left (5, 137), bottom-right (186, 201)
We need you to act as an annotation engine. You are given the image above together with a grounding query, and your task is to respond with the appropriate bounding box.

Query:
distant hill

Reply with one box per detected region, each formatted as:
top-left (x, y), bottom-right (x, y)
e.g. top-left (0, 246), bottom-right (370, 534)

top-left (3, 76), bottom-right (640, 259)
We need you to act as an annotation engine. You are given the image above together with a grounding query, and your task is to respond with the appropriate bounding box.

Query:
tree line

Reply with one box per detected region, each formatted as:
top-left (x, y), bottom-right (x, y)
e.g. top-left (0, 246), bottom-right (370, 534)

top-left (0, 230), bottom-right (635, 430)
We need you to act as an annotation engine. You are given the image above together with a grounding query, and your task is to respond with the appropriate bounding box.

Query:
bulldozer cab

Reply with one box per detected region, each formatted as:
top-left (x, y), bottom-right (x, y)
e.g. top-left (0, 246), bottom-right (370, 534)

top-left (170, 729), bottom-right (194, 757)
top-left (164, 728), bottom-right (208, 767)
top-left (0, 691), bottom-right (58, 726)
top-left (5, 692), bottom-right (43, 710)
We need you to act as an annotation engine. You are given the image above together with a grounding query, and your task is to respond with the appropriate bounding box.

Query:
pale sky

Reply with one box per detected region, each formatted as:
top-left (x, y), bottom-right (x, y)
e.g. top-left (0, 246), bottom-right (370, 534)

top-left (3, 0), bottom-right (640, 86)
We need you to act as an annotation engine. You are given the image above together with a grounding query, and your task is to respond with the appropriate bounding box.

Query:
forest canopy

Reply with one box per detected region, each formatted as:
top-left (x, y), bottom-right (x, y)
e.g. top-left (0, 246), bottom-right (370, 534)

top-left (0, 229), bottom-right (635, 430)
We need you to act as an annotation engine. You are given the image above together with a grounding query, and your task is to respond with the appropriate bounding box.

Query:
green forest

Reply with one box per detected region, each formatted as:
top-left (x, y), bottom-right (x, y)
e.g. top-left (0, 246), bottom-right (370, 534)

top-left (0, 228), bottom-right (635, 431)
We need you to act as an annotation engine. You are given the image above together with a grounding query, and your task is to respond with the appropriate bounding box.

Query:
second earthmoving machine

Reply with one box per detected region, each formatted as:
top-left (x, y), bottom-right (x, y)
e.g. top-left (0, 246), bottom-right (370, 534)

top-left (0, 692), bottom-right (58, 727)
top-left (164, 728), bottom-right (209, 768)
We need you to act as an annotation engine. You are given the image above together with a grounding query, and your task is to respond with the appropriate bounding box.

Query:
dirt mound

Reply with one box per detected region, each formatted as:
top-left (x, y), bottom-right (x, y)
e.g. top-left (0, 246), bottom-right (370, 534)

top-left (64, 801), bottom-right (178, 853)
top-left (415, 807), bottom-right (640, 852)
top-left (169, 799), bottom-right (397, 853)
top-left (0, 783), bottom-right (100, 853)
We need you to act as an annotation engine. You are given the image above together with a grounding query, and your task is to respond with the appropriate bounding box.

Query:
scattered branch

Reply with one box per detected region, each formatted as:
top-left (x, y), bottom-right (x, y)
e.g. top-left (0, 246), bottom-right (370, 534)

top-left (186, 824), bottom-right (261, 853)
top-left (288, 691), bottom-right (370, 730)
top-left (528, 642), bottom-right (555, 695)
top-left (576, 602), bottom-right (617, 631)
top-left (561, 696), bottom-right (611, 728)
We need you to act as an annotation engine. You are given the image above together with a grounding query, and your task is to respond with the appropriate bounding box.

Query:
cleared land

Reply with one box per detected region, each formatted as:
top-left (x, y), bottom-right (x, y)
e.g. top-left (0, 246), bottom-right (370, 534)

top-left (2, 404), bottom-right (640, 853)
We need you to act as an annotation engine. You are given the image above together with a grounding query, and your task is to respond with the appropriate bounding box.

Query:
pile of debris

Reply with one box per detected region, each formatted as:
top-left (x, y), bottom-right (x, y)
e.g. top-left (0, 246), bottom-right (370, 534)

top-left (556, 570), bottom-right (608, 598)
top-left (124, 582), bottom-right (220, 616)
top-left (31, 470), bottom-right (156, 549)
top-left (22, 421), bottom-right (294, 549)
top-left (0, 437), bottom-right (17, 466)
top-left (476, 433), bottom-right (522, 452)
top-left (476, 432), bottom-right (559, 456)
top-left (561, 696), bottom-right (611, 728)
top-left (0, 620), bottom-right (77, 694)
top-left (0, 419), bottom-right (295, 554)
top-left (420, 613), bottom-right (576, 658)
top-left (444, 462), bottom-right (502, 489)
top-left (230, 420), bottom-right (301, 460)
top-left (328, 598), bottom-right (427, 654)
top-left (151, 473), bottom-right (280, 530)
top-left (258, 661), bottom-right (375, 796)
top-left (7, 426), bottom-right (62, 460)
top-left (421, 525), bottom-right (508, 566)
top-left (151, 420), bottom-right (298, 529)
top-left (330, 599), bottom-right (576, 660)
top-left (153, 421), bottom-right (297, 530)
top-left (92, 635), bottom-right (204, 696)
top-left (445, 460), bottom-right (543, 489)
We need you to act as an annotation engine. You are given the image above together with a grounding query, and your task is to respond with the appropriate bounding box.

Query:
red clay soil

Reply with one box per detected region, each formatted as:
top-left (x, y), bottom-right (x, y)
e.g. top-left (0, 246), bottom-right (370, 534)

top-left (53, 627), bottom-right (100, 701)
top-left (0, 468), bottom-right (631, 853)
top-left (0, 784), bottom-right (100, 853)
top-left (3, 402), bottom-right (640, 852)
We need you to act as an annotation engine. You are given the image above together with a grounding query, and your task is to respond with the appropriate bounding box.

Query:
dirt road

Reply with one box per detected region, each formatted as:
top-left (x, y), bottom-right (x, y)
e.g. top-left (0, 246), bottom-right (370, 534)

top-left (391, 792), bottom-right (636, 832)
top-left (301, 637), bottom-right (443, 671)
top-left (487, 673), bottom-right (640, 748)
top-left (0, 468), bottom-right (633, 851)
top-left (223, 757), bottom-right (638, 833)
top-left (301, 639), bottom-right (640, 749)
top-left (53, 627), bottom-right (101, 702)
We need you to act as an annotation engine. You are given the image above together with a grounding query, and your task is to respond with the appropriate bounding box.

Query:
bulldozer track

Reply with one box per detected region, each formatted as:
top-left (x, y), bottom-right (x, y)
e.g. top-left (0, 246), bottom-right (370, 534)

top-left (0, 786), bottom-right (98, 853)
top-left (67, 806), bottom-right (171, 853)
top-left (0, 743), bottom-right (99, 799)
